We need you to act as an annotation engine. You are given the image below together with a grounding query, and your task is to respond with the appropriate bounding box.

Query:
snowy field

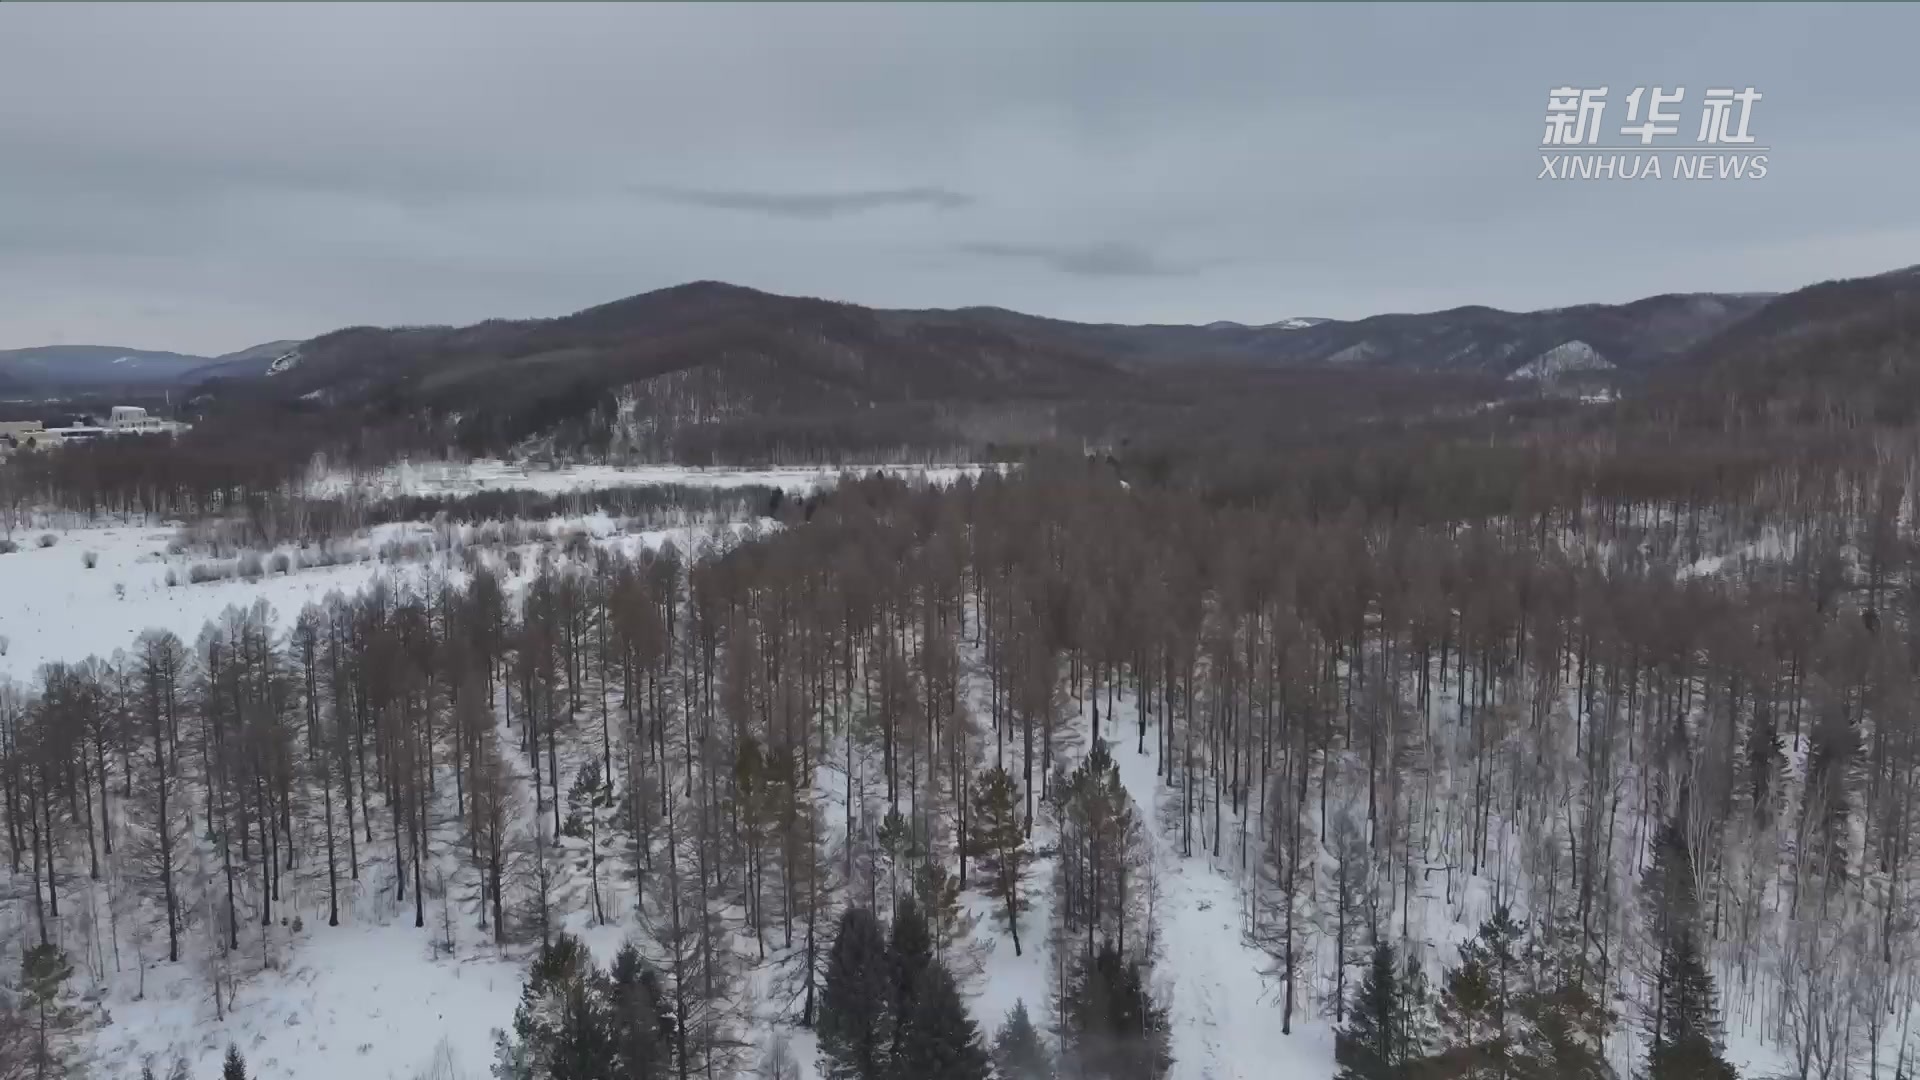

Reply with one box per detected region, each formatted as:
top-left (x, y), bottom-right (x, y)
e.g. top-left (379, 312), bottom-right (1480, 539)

top-left (0, 516), bottom-right (755, 684)
top-left (1, 462), bottom-right (986, 682)
top-left (301, 459), bottom-right (991, 500)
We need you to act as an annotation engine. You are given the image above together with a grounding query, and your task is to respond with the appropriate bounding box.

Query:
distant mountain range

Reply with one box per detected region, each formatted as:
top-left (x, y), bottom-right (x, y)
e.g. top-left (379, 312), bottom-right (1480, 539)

top-left (8, 267), bottom-right (1917, 455)
top-left (0, 345), bottom-right (212, 395)
top-left (0, 283), bottom-right (1788, 403)
top-left (0, 340), bottom-right (301, 398)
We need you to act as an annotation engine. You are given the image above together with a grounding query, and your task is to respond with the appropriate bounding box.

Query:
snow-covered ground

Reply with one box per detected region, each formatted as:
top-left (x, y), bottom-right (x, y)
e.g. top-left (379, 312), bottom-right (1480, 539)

top-left (2, 459), bottom-right (995, 681)
top-left (89, 916), bottom-right (522, 1080)
top-left (0, 515), bottom-right (757, 683)
top-left (301, 459), bottom-right (991, 500)
top-left (1105, 703), bottom-right (1337, 1080)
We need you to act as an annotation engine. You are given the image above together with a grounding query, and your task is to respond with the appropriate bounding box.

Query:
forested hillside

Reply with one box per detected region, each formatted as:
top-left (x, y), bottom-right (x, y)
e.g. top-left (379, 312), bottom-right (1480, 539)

top-left (161, 277), bottom-right (1776, 467)
top-left (1, 264), bottom-right (1919, 1080)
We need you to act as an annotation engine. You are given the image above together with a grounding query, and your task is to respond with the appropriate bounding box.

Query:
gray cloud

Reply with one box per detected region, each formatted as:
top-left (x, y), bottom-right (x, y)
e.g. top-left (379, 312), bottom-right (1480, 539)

top-left (639, 184), bottom-right (971, 219)
top-left (2, 3), bottom-right (1918, 354)
top-left (960, 241), bottom-right (1195, 278)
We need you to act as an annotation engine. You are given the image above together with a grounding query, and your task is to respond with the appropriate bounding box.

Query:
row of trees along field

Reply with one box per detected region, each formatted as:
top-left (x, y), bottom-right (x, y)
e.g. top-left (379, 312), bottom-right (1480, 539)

top-left (3, 405), bottom-right (1920, 1078)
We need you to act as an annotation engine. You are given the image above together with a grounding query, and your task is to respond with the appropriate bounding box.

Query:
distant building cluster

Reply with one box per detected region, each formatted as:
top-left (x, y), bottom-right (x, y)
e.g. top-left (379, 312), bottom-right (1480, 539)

top-left (0, 405), bottom-right (190, 455)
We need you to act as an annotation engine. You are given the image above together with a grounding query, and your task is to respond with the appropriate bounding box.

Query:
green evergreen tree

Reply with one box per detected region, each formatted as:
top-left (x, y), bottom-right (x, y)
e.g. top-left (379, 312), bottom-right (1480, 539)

top-left (819, 906), bottom-right (894, 1080)
top-left (21, 943), bottom-right (75, 1080)
top-left (1064, 942), bottom-right (1172, 1080)
top-left (894, 960), bottom-right (991, 1080)
top-left (972, 766), bottom-right (1030, 956)
top-left (913, 859), bottom-right (976, 964)
top-left (1640, 802), bottom-right (1734, 1080)
top-left (992, 1000), bottom-right (1054, 1080)
top-left (1434, 906), bottom-right (1525, 1079)
top-left (609, 942), bottom-right (677, 1079)
top-left (503, 932), bottom-right (619, 1080)
top-left (1646, 934), bottom-right (1737, 1080)
top-left (875, 808), bottom-right (920, 916)
top-left (888, 897), bottom-right (937, 1076)
top-left (1513, 938), bottom-right (1614, 1080)
top-left (1640, 803), bottom-right (1699, 1046)
top-left (1336, 941), bottom-right (1433, 1080)
top-left (222, 1044), bottom-right (248, 1080)
top-left (546, 976), bottom-right (617, 1080)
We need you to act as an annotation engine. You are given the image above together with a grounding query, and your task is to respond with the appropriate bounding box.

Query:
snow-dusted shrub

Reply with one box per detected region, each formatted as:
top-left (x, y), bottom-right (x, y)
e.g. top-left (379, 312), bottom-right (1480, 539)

top-left (164, 568), bottom-right (178, 587)
top-left (82, 550), bottom-right (98, 569)
top-left (505, 549), bottom-right (523, 574)
top-left (187, 562), bottom-right (229, 584)
top-left (0, 539), bottom-right (16, 555)
top-left (238, 552), bottom-right (265, 580)
top-left (270, 552), bottom-right (291, 575)
top-left (36, 533), bottom-right (56, 548)
top-left (379, 537), bottom-right (429, 563)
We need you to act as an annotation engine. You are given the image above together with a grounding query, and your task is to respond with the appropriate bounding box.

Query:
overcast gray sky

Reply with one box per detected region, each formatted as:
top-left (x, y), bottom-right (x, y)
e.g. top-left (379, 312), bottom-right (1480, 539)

top-left (3, 2), bottom-right (1917, 355)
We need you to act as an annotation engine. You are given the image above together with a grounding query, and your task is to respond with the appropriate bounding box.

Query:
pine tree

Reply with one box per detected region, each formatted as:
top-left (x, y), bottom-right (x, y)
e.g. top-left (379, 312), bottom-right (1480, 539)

top-left (21, 943), bottom-right (75, 1080)
top-left (1434, 906), bottom-right (1525, 1079)
top-left (547, 975), bottom-right (618, 1080)
top-left (889, 897), bottom-right (937, 1074)
top-left (504, 933), bottom-right (619, 1080)
top-left (1511, 934), bottom-right (1614, 1080)
top-left (819, 907), bottom-right (894, 1080)
top-left (1064, 941), bottom-right (1172, 1080)
top-left (913, 859), bottom-right (978, 972)
top-left (1646, 934), bottom-right (1737, 1080)
top-left (1640, 804), bottom-right (1733, 1080)
top-left (609, 942), bottom-right (676, 1079)
top-left (222, 1044), bottom-right (248, 1080)
top-left (1336, 942), bottom-right (1433, 1080)
top-left (893, 960), bottom-right (991, 1080)
top-left (971, 766), bottom-right (1030, 956)
top-left (992, 1000), bottom-right (1054, 1080)
top-left (1642, 808), bottom-right (1692, 1048)
top-left (885, 897), bottom-right (989, 1080)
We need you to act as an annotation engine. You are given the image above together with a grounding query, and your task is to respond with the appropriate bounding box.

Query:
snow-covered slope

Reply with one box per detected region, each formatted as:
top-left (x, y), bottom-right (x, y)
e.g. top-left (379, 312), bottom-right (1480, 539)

top-left (1506, 339), bottom-right (1616, 381)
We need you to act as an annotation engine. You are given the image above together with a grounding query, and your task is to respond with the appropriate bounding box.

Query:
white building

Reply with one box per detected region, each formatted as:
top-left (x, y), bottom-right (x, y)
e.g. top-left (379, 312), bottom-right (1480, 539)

top-left (107, 405), bottom-right (165, 433)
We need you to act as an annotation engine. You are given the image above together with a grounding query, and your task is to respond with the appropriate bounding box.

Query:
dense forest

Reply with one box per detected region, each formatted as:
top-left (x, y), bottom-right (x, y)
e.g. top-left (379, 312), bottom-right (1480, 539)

top-left (2, 268), bottom-right (1919, 1079)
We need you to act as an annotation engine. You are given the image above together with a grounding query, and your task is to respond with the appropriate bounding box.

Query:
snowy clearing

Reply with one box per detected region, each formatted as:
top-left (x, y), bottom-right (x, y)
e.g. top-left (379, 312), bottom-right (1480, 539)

top-left (300, 460), bottom-right (992, 500)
